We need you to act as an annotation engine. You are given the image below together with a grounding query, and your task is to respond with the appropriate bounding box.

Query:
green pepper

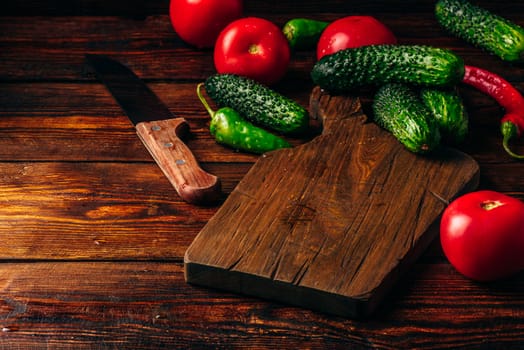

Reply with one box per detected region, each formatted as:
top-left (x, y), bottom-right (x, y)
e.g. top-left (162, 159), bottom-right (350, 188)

top-left (282, 18), bottom-right (329, 50)
top-left (197, 83), bottom-right (291, 154)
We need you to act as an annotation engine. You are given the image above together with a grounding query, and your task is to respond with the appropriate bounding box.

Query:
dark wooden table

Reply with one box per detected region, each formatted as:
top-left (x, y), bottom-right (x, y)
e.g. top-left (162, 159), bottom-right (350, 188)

top-left (1, 0), bottom-right (523, 348)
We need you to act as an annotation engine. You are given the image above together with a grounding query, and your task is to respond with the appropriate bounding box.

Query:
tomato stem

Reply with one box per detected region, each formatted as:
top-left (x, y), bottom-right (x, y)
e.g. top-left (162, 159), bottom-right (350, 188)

top-left (480, 200), bottom-right (505, 210)
top-left (248, 44), bottom-right (259, 54)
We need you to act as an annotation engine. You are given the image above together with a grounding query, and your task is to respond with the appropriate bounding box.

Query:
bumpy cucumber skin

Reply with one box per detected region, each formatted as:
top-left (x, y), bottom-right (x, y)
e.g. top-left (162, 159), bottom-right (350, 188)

top-left (311, 45), bottom-right (465, 94)
top-left (420, 87), bottom-right (468, 144)
top-left (373, 84), bottom-right (441, 154)
top-left (204, 74), bottom-right (309, 134)
top-left (435, 0), bottom-right (524, 62)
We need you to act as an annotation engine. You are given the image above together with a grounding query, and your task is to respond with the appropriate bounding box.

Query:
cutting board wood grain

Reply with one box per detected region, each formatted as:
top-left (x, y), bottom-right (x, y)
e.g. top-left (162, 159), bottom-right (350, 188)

top-left (185, 87), bottom-right (480, 318)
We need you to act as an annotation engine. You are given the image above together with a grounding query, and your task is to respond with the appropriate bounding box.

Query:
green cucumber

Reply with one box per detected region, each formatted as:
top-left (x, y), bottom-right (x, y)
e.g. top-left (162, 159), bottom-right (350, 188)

top-left (311, 44), bottom-right (465, 94)
top-left (372, 83), bottom-right (441, 154)
top-left (283, 18), bottom-right (329, 50)
top-left (420, 87), bottom-right (468, 144)
top-left (204, 74), bottom-right (309, 134)
top-left (435, 0), bottom-right (524, 62)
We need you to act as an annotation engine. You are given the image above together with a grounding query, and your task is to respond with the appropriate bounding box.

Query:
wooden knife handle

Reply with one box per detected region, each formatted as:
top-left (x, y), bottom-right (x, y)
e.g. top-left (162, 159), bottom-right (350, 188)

top-left (135, 118), bottom-right (221, 205)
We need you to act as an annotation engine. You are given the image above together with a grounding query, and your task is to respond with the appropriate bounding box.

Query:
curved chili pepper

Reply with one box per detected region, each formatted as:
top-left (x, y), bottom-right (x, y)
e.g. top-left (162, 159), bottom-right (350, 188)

top-left (462, 65), bottom-right (524, 159)
top-left (196, 83), bottom-right (291, 154)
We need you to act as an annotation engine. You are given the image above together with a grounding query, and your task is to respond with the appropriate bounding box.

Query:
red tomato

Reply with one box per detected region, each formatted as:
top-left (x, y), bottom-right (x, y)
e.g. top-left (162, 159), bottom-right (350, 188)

top-left (440, 190), bottom-right (524, 282)
top-left (169, 0), bottom-right (243, 48)
top-left (214, 17), bottom-right (291, 85)
top-left (317, 16), bottom-right (397, 60)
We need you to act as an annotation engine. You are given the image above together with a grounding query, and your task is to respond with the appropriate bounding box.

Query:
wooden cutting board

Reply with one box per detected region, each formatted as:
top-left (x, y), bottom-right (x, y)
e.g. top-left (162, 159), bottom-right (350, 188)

top-left (184, 87), bottom-right (480, 318)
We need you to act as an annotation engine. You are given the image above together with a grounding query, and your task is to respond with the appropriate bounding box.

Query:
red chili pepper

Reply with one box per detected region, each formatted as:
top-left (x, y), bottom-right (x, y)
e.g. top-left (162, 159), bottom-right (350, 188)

top-left (462, 65), bottom-right (524, 159)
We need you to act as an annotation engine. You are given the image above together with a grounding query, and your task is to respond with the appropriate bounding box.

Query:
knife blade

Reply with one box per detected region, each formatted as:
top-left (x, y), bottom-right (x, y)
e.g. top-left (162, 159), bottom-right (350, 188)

top-left (86, 54), bottom-right (221, 205)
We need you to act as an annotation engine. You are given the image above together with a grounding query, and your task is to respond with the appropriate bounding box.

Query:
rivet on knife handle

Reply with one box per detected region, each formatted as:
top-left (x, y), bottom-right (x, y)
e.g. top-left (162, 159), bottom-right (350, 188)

top-left (135, 118), bottom-right (221, 204)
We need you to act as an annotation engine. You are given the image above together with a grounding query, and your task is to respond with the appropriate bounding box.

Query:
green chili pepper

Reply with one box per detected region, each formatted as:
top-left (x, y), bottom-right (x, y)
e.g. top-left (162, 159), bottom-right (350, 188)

top-left (197, 83), bottom-right (291, 154)
top-left (282, 18), bottom-right (329, 50)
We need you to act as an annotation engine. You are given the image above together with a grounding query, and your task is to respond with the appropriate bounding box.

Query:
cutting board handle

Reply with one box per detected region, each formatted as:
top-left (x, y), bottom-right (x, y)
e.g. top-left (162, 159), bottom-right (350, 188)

top-left (309, 86), bottom-right (369, 132)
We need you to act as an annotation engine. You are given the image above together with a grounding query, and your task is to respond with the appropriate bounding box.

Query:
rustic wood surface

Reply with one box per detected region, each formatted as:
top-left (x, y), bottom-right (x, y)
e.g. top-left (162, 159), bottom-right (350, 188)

top-left (0, 0), bottom-right (523, 348)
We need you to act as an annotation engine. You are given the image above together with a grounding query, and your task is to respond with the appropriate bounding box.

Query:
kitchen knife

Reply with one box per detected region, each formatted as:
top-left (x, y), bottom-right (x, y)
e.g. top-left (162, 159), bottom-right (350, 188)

top-left (86, 54), bottom-right (221, 205)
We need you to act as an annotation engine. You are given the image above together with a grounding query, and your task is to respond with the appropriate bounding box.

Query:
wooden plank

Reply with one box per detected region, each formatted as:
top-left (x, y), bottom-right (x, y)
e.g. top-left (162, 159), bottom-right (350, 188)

top-left (4, 0), bottom-right (524, 16)
top-left (0, 160), bottom-right (519, 261)
top-left (0, 82), bottom-right (312, 118)
top-left (0, 162), bottom-right (225, 260)
top-left (185, 89), bottom-right (480, 318)
top-left (0, 261), bottom-right (521, 349)
top-left (0, 120), bottom-right (262, 163)
top-left (0, 81), bottom-right (521, 164)
top-left (4, 44), bottom-right (519, 83)
top-left (0, 82), bottom-right (310, 163)
top-left (1, 14), bottom-right (522, 82)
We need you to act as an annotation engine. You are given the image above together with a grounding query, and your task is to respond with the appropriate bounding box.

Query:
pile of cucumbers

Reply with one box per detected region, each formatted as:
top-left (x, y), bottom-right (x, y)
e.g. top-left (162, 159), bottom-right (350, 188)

top-left (203, 43), bottom-right (470, 155)
top-left (201, 0), bottom-right (524, 156)
top-left (311, 0), bottom-right (524, 154)
top-left (311, 44), bottom-right (469, 154)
